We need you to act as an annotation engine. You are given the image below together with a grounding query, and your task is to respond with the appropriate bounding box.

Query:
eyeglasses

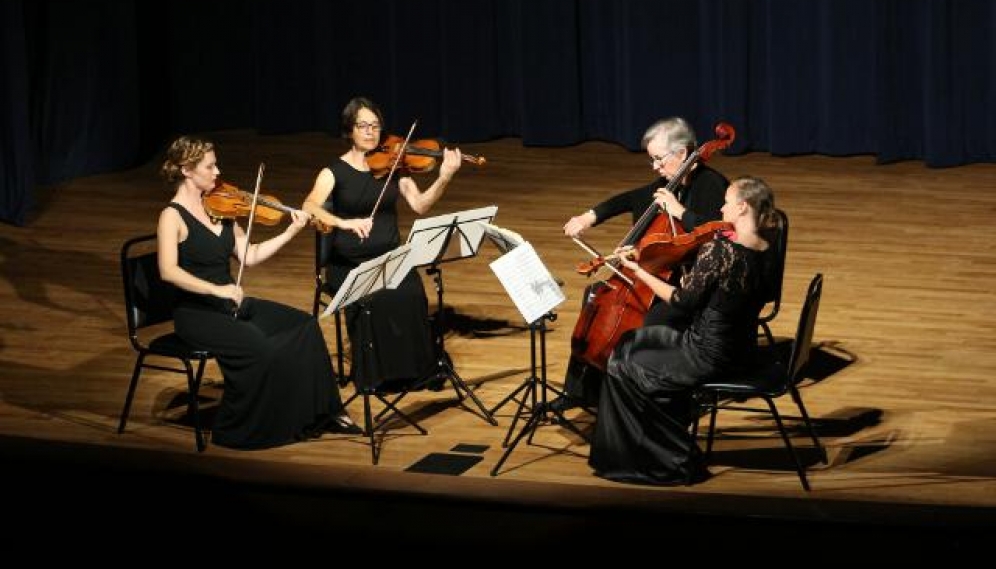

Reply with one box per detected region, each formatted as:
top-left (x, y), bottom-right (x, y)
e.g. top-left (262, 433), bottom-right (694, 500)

top-left (354, 121), bottom-right (382, 132)
top-left (649, 151), bottom-right (675, 168)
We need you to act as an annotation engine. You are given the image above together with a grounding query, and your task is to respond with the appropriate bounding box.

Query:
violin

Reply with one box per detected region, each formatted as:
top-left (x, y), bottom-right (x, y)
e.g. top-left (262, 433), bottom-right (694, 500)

top-left (366, 134), bottom-right (486, 178)
top-left (576, 220), bottom-right (733, 276)
top-left (204, 181), bottom-right (331, 232)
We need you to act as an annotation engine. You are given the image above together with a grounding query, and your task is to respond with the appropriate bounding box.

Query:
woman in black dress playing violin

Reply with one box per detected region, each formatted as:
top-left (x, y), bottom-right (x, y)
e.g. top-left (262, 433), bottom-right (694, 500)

top-left (590, 176), bottom-right (780, 485)
top-left (157, 136), bottom-right (361, 449)
top-left (301, 97), bottom-right (464, 392)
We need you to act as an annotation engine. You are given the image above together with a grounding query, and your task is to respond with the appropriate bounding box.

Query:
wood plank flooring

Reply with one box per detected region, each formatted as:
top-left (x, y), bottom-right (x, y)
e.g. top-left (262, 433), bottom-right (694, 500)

top-left (2, 132), bottom-right (995, 547)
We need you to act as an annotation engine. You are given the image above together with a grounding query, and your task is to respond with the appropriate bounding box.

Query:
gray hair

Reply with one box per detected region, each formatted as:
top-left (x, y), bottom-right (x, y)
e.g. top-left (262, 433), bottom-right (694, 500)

top-left (641, 117), bottom-right (696, 153)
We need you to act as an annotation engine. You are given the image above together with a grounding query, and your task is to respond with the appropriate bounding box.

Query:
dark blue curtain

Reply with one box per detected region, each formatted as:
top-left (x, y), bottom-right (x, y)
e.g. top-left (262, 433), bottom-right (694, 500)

top-left (2, 0), bottom-right (994, 226)
top-left (1, 0), bottom-right (33, 226)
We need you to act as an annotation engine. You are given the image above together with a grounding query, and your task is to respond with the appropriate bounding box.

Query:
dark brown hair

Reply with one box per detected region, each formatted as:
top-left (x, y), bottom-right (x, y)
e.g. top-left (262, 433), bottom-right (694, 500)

top-left (340, 96), bottom-right (384, 140)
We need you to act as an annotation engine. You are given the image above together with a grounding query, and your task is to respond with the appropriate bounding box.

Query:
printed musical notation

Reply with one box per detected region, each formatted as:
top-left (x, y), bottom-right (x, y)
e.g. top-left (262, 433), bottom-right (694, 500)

top-left (489, 242), bottom-right (564, 324)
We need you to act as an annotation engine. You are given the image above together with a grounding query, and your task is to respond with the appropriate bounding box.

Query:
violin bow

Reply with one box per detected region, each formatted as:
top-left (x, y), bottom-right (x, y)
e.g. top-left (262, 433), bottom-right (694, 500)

top-left (234, 162), bottom-right (265, 313)
top-left (571, 236), bottom-right (634, 286)
top-left (368, 120), bottom-right (418, 220)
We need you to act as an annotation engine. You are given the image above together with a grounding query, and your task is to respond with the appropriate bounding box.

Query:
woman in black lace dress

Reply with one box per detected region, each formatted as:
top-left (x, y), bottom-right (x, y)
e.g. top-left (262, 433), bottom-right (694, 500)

top-left (302, 97), bottom-right (463, 391)
top-left (157, 136), bottom-right (360, 450)
top-left (589, 176), bottom-right (781, 485)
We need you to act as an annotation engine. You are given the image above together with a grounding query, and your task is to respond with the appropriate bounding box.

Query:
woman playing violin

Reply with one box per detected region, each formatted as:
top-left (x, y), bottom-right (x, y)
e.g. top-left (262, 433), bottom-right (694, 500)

top-left (589, 176), bottom-right (782, 486)
top-left (554, 117), bottom-right (729, 412)
top-left (301, 97), bottom-right (463, 392)
top-left (157, 135), bottom-right (360, 449)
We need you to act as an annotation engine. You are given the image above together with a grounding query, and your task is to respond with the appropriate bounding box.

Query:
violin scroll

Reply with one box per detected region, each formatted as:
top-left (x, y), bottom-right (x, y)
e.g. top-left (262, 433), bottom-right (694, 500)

top-left (576, 258), bottom-right (604, 276)
top-left (575, 247), bottom-right (642, 276)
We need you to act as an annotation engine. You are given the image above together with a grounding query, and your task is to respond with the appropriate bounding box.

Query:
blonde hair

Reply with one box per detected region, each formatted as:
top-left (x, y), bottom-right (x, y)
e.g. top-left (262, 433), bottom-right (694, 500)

top-left (732, 176), bottom-right (780, 235)
top-left (160, 136), bottom-right (214, 185)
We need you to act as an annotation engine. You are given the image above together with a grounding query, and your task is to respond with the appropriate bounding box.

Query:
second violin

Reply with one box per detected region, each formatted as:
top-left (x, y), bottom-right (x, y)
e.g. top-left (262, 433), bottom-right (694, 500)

top-left (366, 134), bottom-right (486, 178)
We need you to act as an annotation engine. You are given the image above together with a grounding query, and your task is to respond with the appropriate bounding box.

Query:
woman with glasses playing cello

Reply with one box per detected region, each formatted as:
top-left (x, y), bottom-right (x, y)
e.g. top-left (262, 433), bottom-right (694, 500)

top-left (302, 96), bottom-right (465, 394)
top-left (552, 117), bottom-right (729, 413)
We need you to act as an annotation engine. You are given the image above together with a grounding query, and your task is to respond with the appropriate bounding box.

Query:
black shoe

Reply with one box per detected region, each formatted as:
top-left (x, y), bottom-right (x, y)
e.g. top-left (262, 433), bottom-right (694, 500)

top-left (325, 414), bottom-right (364, 435)
top-left (549, 394), bottom-right (582, 413)
top-left (296, 413), bottom-right (330, 440)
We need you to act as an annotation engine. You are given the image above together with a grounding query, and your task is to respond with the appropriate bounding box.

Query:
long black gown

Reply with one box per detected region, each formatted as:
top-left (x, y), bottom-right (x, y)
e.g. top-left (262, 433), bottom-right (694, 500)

top-left (322, 159), bottom-right (436, 391)
top-left (589, 237), bottom-right (768, 485)
top-left (168, 203), bottom-right (342, 450)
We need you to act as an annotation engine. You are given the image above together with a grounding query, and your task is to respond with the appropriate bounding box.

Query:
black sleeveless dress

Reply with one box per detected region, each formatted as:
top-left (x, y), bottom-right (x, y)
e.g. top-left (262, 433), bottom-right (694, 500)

top-left (168, 203), bottom-right (341, 449)
top-left (321, 159), bottom-right (436, 390)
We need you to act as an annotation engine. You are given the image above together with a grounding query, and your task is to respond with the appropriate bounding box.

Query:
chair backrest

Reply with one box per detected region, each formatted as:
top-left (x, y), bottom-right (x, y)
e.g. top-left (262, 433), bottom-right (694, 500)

top-left (121, 234), bottom-right (177, 338)
top-left (759, 208), bottom-right (789, 321)
top-left (786, 273), bottom-right (823, 383)
top-left (315, 230), bottom-right (334, 277)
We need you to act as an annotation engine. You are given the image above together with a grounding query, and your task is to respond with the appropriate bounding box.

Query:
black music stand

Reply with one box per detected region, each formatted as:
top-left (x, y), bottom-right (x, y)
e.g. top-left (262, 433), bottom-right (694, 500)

top-left (403, 206), bottom-right (499, 425)
top-left (489, 311), bottom-right (561, 436)
top-left (480, 237), bottom-right (585, 476)
top-left (322, 244), bottom-right (426, 464)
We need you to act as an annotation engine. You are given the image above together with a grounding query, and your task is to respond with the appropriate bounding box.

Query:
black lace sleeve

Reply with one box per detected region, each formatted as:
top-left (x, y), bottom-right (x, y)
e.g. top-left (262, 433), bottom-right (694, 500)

top-left (670, 239), bottom-right (727, 313)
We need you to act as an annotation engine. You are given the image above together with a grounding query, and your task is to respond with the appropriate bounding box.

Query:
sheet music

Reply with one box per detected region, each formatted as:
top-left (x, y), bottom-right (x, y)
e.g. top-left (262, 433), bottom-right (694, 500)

top-left (320, 243), bottom-right (414, 319)
top-left (489, 242), bottom-right (565, 325)
top-left (321, 259), bottom-right (380, 319)
top-left (405, 205), bottom-right (498, 267)
top-left (480, 222), bottom-right (525, 254)
top-left (380, 243), bottom-right (415, 290)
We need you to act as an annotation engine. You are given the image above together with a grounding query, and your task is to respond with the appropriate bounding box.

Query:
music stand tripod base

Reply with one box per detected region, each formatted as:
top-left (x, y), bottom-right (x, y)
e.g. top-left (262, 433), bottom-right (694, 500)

top-left (490, 313), bottom-right (588, 476)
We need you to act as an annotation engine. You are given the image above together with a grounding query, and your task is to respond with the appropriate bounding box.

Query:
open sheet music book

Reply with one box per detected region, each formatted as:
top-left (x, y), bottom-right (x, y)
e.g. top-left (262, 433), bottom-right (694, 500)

top-left (319, 243), bottom-right (414, 320)
top-left (489, 242), bottom-right (565, 325)
top-left (480, 222), bottom-right (525, 254)
top-left (405, 205), bottom-right (498, 267)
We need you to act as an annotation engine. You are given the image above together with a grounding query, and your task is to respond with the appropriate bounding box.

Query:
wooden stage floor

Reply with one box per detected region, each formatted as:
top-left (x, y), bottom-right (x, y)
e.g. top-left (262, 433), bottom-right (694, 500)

top-left (2, 132), bottom-right (994, 552)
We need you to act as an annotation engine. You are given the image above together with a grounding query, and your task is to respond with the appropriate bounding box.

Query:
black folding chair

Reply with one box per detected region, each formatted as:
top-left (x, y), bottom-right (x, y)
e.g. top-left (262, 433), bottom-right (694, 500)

top-left (691, 273), bottom-right (827, 490)
top-left (118, 234), bottom-right (214, 451)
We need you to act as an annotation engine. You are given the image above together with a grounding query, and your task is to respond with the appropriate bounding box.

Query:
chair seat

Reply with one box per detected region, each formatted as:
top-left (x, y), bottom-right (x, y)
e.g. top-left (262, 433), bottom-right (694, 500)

top-left (147, 333), bottom-right (211, 359)
top-left (699, 361), bottom-right (789, 397)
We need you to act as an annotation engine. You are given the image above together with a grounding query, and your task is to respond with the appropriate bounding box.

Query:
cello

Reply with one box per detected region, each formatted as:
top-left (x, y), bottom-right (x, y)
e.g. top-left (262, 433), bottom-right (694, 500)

top-left (569, 122), bottom-right (736, 371)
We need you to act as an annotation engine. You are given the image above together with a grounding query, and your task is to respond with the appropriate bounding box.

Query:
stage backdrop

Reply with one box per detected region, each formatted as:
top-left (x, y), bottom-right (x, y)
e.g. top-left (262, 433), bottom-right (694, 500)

top-left (2, 0), bottom-right (994, 225)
